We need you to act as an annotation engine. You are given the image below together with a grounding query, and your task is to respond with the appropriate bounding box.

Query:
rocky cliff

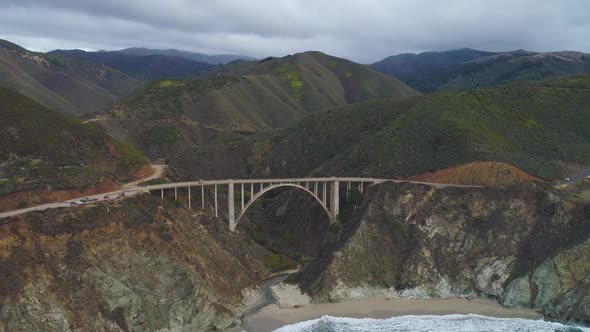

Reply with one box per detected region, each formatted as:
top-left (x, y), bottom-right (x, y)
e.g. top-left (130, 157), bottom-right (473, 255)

top-left (296, 182), bottom-right (590, 323)
top-left (2, 182), bottom-right (589, 329)
top-left (0, 196), bottom-right (274, 331)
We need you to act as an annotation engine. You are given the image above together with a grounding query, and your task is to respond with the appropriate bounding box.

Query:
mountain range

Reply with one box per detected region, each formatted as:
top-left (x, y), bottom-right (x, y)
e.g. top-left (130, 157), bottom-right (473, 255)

top-left (118, 47), bottom-right (255, 64)
top-left (371, 48), bottom-right (590, 93)
top-left (48, 49), bottom-right (214, 80)
top-left (0, 39), bottom-right (140, 116)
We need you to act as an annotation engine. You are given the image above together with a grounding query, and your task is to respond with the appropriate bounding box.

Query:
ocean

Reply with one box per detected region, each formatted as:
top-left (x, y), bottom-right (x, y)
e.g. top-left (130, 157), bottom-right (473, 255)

top-left (274, 314), bottom-right (590, 332)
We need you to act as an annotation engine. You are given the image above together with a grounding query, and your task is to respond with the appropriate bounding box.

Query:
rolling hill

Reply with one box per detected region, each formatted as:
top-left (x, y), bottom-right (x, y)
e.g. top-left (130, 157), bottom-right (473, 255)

top-left (48, 49), bottom-right (214, 79)
top-left (0, 87), bottom-right (148, 208)
top-left (96, 51), bottom-right (419, 159)
top-left (118, 47), bottom-right (255, 64)
top-left (371, 48), bottom-right (590, 93)
top-left (0, 39), bottom-right (140, 116)
top-left (167, 75), bottom-right (590, 182)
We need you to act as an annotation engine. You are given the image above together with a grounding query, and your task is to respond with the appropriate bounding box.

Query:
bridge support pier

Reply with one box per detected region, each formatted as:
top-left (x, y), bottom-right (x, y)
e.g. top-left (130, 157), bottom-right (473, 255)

top-left (330, 180), bottom-right (339, 222)
top-left (214, 185), bottom-right (218, 217)
top-left (228, 181), bottom-right (236, 231)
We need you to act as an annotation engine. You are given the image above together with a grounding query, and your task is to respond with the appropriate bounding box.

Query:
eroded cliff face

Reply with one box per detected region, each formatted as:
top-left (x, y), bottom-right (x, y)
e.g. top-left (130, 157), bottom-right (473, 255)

top-left (297, 182), bottom-right (590, 323)
top-left (2, 182), bottom-right (589, 329)
top-left (502, 239), bottom-right (590, 322)
top-left (0, 196), bottom-right (272, 331)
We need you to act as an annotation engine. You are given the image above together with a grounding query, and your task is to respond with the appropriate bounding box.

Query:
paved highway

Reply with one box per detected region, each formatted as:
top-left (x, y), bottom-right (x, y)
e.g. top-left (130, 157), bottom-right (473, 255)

top-left (0, 165), bottom-right (164, 220)
top-left (555, 168), bottom-right (590, 187)
top-left (0, 173), bottom-right (480, 220)
top-left (0, 189), bottom-right (147, 219)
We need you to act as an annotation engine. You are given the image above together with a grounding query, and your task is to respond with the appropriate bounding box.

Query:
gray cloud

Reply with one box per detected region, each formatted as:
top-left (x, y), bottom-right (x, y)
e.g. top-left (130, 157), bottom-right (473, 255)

top-left (0, 0), bottom-right (589, 63)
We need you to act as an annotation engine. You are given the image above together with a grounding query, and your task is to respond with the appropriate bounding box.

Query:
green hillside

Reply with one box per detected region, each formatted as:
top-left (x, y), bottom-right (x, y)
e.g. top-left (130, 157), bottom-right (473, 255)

top-left (372, 49), bottom-right (590, 93)
top-left (109, 51), bottom-right (418, 128)
top-left (48, 49), bottom-right (213, 80)
top-left (0, 39), bottom-right (140, 116)
top-left (370, 48), bottom-right (496, 92)
top-left (99, 51), bottom-right (419, 159)
top-left (119, 47), bottom-right (255, 64)
top-left (168, 76), bottom-right (590, 181)
top-left (0, 88), bottom-right (147, 197)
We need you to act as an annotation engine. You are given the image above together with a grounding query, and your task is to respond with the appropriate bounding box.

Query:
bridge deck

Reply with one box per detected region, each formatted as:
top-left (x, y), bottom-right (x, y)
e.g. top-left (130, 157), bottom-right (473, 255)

top-left (0, 177), bottom-right (484, 221)
top-left (142, 177), bottom-right (483, 192)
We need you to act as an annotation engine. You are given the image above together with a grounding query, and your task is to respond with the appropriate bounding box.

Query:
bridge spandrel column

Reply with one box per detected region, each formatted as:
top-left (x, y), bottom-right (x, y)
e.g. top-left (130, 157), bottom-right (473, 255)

top-left (201, 186), bottom-right (204, 210)
top-left (228, 182), bottom-right (236, 231)
top-left (330, 181), bottom-right (339, 223)
top-left (214, 185), bottom-right (218, 217)
top-left (188, 186), bottom-right (191, 210)
top-left (241, 183), bottom-right (244, 212)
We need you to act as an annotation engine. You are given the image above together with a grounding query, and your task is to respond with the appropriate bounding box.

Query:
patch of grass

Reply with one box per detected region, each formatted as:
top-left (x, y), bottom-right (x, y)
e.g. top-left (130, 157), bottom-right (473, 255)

top-left (141, 125), bottom-right (181, 145)
top-left (112, 140), bottom-right (147, 175)
top-left (26, 215), bottom-right (42, 230)
top-left (247, 138), bottom-right (274, 173)
top-left (235, 129), bottom-right (258, 136)
top-left (264, 253), bottom-right (298, 273)
top-left (158, 80), bottom-right (185, 88)
top-left (139, 178), bottom-right (170, 186)
top-left (285, 71), bottom-right (304, 102)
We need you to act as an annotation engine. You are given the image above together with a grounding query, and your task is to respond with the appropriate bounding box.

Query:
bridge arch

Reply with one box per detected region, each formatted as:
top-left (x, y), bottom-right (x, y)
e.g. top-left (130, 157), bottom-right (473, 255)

top-left (233, 183), bottom-right (332, 231)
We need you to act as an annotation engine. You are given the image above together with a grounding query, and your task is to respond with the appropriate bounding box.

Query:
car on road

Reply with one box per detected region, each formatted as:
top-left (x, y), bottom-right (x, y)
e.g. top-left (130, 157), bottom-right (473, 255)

top-left (80, 197), bottom-right (91, 203)
top-left (70, 201), bottom-right (79, 206)
top-left (103, 195), bottom-right (110, 199)
top-left (117, 192), bottom-right (126, 198)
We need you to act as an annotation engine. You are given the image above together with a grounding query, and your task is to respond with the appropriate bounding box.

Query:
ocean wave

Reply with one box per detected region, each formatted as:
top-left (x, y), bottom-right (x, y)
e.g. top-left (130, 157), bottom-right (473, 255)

top-left (274, 314), bottom-right (590, 332)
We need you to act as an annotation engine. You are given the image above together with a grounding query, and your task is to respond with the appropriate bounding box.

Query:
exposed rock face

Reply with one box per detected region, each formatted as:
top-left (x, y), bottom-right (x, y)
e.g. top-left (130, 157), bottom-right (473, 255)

top-left (0, 196), bottom-right (272, 331)
top-left (2, 182), bottom-right (589, 329)
top-left (297, 182), bottom-right (590, 323)
top-left (502, 239), bottom-right (590, 322)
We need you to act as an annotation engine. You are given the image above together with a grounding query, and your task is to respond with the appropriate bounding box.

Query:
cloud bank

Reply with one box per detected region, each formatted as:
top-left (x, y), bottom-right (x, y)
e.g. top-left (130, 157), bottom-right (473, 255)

top-left (1, 0), bottom-right (589, 62)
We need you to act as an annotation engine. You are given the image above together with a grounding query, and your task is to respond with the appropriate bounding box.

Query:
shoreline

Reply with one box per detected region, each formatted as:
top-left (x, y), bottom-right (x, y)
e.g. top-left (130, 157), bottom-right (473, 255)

top-left (227, 294), bottom-right (542, 332)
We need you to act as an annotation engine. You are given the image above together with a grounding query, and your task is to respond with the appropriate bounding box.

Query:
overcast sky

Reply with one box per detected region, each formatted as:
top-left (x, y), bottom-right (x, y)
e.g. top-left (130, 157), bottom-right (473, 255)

top-left (0, 0), bottom-right (589, 63)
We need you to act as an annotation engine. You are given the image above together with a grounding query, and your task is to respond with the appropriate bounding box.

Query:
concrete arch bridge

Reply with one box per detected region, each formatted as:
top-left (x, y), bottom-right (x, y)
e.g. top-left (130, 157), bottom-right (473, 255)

top-left (143, 177), bottom-right (477, 231)
top-left (145, 177), bottom-right (376, 231)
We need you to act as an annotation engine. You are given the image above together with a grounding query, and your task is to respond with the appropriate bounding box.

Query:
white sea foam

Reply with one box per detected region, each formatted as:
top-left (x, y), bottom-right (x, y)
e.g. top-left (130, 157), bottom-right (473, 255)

top-left (274, 314), bottom-right (590, 332)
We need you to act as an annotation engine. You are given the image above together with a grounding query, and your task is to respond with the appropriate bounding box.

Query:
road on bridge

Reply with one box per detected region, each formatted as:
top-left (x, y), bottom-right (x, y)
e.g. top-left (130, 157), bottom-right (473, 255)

top-left (0, 174), bottom-right (480, 221)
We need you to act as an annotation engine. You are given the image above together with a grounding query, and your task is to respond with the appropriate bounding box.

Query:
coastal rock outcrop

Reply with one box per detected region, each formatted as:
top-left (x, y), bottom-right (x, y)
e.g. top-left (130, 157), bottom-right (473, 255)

top-left (0, 196), bottom-right (272, 331)
top-left (502, 239), bottom-right (590, 322)
top-left (297, 182), bottom-right (590, 323)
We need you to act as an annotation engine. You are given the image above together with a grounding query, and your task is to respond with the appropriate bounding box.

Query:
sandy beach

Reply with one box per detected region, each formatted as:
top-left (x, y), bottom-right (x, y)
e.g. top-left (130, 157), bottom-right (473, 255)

top-left (227, 292), bottom-right (541, 332)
